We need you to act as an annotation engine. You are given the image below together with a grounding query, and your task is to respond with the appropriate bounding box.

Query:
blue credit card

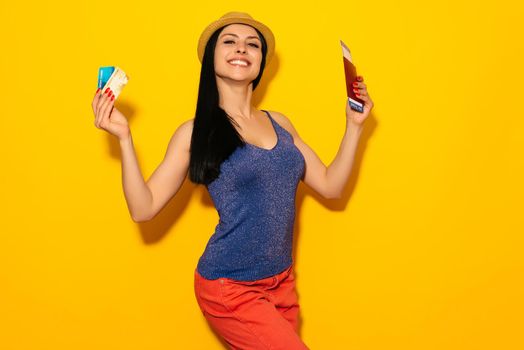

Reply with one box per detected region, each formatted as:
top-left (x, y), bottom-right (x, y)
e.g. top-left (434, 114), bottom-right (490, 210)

top-left (98, 66), bottom-right (115, 89)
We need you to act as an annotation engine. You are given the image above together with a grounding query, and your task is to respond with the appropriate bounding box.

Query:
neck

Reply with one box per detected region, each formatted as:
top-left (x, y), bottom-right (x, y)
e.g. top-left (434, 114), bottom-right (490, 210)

top-left (216, 77), bottom-right (256, 119)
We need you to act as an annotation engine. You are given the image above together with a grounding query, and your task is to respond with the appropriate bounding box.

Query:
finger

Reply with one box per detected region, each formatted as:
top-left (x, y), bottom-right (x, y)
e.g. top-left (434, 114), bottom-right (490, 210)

top-left (352, 81), bottom-right (366, 89)
top-left (96, 88), bottom-right (109, 116)
top-left (352, 87), bottom-right (369, 97)
top-left (100, 97), bottom-right (115, 128)
top-left (355, 94), bottom-right (371, 102)
top-left (355, 93), bottom-right (369, 101)
top-left (358, 93), bottom-right (374, 108)
top-left (98, 90), bottom-right (111, 126)
top-left (96, 88), bottom-right (111, 125)
top-left (352, 86), bottom-right (367, 94)
top-left (357, 75), bottom-right (364, 81)
top-left (95, 90), bottom-right (110, 127)
top-left (92, 88), bottom-right (102, 113)
top-left (94, 93), bottom-right (106, 127)
top-left (97, 91), bottom-right (114, 128)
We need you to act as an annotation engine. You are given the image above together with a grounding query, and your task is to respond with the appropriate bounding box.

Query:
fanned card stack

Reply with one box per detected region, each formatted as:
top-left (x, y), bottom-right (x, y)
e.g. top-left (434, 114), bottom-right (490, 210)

top-left (97, 66), bottom-right (129, 99)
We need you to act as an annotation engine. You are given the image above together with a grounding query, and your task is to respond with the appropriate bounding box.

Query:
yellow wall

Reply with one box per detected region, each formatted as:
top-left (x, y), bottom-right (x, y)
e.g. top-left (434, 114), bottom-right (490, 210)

top-left (1, 0), bottom-right (523, 349)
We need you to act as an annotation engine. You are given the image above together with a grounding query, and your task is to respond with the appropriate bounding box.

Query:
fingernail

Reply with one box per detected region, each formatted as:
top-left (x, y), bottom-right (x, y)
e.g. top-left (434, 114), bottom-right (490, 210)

top-left (353, 82), bottom-right (358, 86)
top-left (353, 88), bottom-right (359, 93)
top-left (104, 88), bottom-right (110, 94)
top-left (356, 93), bottom-right (360, 97)
top-left (111, 95), bottom-right (115, 101)
top-left (96, 88), bottom-right (101, 93)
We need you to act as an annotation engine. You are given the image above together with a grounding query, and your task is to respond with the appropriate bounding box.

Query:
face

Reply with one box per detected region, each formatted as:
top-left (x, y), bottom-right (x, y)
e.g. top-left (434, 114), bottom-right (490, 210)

top-left (214, 23), bottom-right (263, 86)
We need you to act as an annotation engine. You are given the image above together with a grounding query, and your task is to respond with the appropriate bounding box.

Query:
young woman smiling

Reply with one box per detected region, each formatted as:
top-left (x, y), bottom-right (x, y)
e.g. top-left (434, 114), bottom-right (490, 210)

top-left (91, 11), bottom-right (373, 350)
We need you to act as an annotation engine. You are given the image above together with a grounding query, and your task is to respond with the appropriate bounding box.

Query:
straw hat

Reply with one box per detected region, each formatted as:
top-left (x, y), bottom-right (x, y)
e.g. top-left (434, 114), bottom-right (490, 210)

top-left (197, 11), bottom-right (275, 64)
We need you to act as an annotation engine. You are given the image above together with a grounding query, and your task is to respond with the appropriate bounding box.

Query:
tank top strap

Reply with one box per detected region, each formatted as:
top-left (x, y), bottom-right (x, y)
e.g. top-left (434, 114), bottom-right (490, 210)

top-left (262, 110), bottom-right (281, 135)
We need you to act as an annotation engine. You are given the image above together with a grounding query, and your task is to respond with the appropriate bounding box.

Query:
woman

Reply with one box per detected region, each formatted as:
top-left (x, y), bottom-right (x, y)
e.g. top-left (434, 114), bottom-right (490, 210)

top-left (91, 11), bottom-right (373, 350)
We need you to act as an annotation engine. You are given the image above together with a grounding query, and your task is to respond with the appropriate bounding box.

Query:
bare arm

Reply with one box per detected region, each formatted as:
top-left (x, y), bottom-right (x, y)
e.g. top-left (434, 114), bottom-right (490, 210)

top-left (325, 76), bottom-right (372, 197)
top-left (324, 125), bottom-right (362, 198)
top-left (269, 111), bottom-right (362, 199)
top-left (267, 77), bottom-right (372, 199)
top-left (120, 119), bottom-right (193, 222)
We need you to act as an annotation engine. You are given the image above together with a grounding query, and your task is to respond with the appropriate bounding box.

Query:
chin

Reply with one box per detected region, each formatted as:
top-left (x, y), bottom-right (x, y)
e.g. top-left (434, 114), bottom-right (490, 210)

top-left (217, 70), bottom-right (258, 83)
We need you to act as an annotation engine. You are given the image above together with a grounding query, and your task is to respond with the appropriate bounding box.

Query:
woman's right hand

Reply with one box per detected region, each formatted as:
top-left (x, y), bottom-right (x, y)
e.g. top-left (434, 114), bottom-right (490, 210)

top-left (92, 87), bottom-right (130, 140)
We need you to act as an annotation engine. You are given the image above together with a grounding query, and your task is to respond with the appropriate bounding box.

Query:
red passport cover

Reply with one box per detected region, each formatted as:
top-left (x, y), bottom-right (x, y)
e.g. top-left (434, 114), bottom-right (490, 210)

top-left (341, 40), bottom-right (364, 112)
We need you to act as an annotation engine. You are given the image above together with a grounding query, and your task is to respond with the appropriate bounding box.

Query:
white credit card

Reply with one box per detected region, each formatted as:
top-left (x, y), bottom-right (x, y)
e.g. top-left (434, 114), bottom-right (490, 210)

top-left (99, 66), bottom-right (129, 99)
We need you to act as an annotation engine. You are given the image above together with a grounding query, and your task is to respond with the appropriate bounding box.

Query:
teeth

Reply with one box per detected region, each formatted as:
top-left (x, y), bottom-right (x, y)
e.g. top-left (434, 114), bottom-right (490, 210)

top-left (229, 59), bottom-right (248, 66)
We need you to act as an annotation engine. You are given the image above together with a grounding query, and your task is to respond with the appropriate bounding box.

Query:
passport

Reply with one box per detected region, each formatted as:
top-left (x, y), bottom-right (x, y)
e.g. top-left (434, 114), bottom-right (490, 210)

top-left (340, 40), bottom-right (364, 113)
top-left (97, 66), bottom-right (129, 99)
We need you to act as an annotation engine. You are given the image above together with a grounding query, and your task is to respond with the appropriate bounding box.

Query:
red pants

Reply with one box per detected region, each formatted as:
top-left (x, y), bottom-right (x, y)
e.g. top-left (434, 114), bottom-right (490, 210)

top-left (194, 265), bottom-right (310, 349)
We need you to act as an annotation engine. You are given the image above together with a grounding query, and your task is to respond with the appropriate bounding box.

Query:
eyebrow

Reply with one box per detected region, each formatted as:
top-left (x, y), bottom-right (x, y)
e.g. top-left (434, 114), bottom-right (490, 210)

top-left (219, 33), bottom-right (261, 42)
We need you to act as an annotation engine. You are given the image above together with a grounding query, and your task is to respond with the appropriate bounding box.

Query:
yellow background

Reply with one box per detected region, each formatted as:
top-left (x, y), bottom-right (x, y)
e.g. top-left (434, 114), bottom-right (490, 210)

top-left (1, 0), bottom-right (523, 349)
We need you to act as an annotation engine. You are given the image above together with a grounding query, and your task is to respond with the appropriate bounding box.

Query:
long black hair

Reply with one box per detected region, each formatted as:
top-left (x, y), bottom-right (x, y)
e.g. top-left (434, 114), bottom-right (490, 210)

top-left (188, 24), bottom-right (269, 185)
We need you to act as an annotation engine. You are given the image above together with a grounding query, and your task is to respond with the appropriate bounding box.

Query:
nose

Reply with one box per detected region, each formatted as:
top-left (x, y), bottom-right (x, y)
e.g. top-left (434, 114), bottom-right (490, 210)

top-left (236, 42), bottom-right (247, 54)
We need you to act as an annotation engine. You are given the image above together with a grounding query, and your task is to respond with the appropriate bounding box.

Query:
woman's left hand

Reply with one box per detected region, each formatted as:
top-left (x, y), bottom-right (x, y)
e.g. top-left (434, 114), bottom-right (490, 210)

top-left (346, 75), bottom-right (374, 128)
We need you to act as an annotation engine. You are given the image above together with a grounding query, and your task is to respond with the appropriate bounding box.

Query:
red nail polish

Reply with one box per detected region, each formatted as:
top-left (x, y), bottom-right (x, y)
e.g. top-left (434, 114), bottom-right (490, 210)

top-left (96, 88), bottom-right (101, 93)
top-left (111, 95), bottom-right (115, 101)
top-left (355, 93), bottom-right (360, 97)
top-left (104, 88), bottom-right (109, 94)
top-left (353, 82), bottom-right (358, 86)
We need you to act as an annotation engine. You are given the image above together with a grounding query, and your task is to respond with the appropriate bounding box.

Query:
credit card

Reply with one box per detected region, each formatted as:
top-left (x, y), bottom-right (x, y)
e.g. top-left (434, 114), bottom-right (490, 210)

top-left (97, 66), bottom-right (129, 99)
top-left (98, 66), bottom-right (115, 89)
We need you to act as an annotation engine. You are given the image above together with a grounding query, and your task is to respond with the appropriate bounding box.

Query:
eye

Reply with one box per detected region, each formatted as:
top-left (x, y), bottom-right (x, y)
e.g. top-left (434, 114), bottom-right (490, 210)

top-left (223, 40), bottom-right (259, 48)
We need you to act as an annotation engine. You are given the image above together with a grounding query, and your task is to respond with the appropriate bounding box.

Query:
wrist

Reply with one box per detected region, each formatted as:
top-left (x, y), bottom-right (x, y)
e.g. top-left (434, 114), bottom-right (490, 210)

top-left (346, 123), bottom-right (363, 136)
top-left (119, 132), bottom-right (132, 146)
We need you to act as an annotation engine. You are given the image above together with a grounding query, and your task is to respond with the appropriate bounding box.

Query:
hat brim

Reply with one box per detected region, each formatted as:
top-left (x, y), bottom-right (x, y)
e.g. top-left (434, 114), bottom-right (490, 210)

top-left (197, 15), bottom-right (275, 64)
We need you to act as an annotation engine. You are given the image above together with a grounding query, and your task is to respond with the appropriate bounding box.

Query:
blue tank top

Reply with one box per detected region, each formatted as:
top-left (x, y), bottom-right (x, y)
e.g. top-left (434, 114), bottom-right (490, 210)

top-left (196, 110), bottom-right (305, 281)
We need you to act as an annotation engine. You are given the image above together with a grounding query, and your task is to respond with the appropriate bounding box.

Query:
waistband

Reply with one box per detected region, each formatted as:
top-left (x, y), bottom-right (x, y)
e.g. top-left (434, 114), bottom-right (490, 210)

top-left (195, 264), bottom-right (293, 289)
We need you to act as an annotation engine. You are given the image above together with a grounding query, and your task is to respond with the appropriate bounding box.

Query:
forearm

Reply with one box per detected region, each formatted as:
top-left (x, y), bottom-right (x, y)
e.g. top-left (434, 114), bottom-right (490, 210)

top-left (119, 134), bottom-right (153, 221)
top-left (325, 124), bottom-right (363, 198)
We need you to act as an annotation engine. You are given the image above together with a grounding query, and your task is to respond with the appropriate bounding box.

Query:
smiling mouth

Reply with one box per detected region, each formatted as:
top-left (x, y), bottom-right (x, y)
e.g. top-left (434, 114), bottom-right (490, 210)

top-left (228, 59), bottom-right (250, 67)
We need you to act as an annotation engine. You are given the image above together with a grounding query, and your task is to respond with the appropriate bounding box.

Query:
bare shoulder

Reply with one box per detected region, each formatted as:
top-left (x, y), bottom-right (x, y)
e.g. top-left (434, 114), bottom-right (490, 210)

top-left (177, 118), bottom-right (194, 134)
top-left (265, 110), bottom-right (300, 138)
top-left (168, 118), bottom-right (194, 152)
